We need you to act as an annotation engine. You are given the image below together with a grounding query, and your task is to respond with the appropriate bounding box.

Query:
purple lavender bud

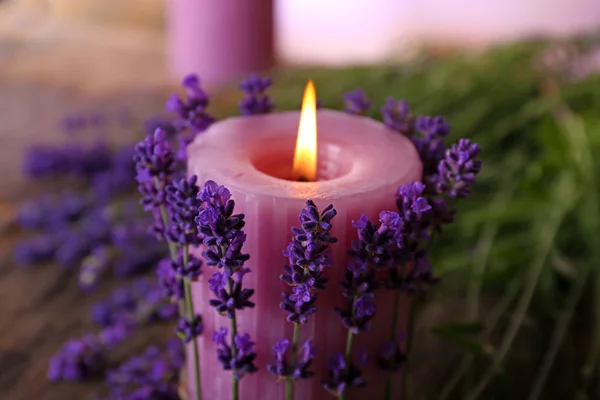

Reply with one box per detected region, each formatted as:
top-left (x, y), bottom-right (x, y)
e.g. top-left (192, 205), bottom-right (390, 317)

top-left (171, 252), bottom-right (203, 281)
top-left (14, 235), bottom-right (58, 266)
top-left (344, 89), bottom-right (371, 115)
top-left (208, 270), bottom-right (255, 318)
top-left (91, 278), bottom-right (176, 328)
top-left (164, 175), bottom-right (202, 246)
top-left (106, 339), bottom-right (183, 398)
top-left (175, 315), bottom-right (204, 343)
top-left (322, 352), bottom-right (366, 396)
top-left (196, 180), bottom-right (249, 272)
top-left (334, 294), bottom-right (376, 334)
top-left (377, 339), bottom-right (406, 372)
top-left (98, 324), bottom-right (130, 348)
top-left (239, 74), bottom-right (275, 115)
top-left (267, 339), bottom-right (290, 377)
top-left (434, 138), bottom-right (482, 198)
top-left (48, 333), bottom-right (108, 381)
top-left (280, 201), bottom-right (337, 324)
top-left (166, 74), bottom-right (215, 133)
top-left (133, 129), bottom-right (175, 182)
top-left (213, 328), bottom-right (258, 379)
top-left (381, 98), bottom-right (414, 135)
top-left (396, 182), bottom-right (431, 219)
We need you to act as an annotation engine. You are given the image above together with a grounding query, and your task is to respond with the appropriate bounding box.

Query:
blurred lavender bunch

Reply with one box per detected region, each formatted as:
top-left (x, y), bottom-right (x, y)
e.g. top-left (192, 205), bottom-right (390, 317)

top-left (101, 339), bottom-right (184, 400)
top-left (48, 324), bottom-right (128, 382)
top-left (196, 180), bottom-right (258, 397)
top-left (268, 200), bottom-right (337, 400)
top-left (91, 278), bottom-right (178, 329)
top-left (16, 111), bottom-right (164, 287)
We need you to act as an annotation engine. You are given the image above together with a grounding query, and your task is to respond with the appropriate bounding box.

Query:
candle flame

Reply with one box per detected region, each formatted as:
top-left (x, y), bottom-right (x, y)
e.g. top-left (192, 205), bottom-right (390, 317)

top-left (292, 80), bottom-right (317, 182)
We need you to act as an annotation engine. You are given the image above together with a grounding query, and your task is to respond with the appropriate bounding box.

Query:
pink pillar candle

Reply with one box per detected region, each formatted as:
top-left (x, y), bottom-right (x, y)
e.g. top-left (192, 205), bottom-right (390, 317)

top-left (166, 0), bottom-right (275, 88)
top-left (187, 110), bottom-right (422, 400)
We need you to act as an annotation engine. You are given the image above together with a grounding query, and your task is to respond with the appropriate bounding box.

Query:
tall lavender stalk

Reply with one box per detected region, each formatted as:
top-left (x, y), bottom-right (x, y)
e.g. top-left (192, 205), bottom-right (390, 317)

top-left (134, 130), bottom-right (204, 400)
top-left (324, 211), bottom-right (402, 399)
top-left (196, 180), bottom-right (257, 400)
top-left (381, 98), bottom-right (483, 399)
top-left (267, 201), bottom-right (337, 400)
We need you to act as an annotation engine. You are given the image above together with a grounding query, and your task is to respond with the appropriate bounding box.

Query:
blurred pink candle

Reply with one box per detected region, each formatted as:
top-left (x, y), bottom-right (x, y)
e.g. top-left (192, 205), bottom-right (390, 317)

top-left (166, 0), bottom-right (275, 88)
top-left (187, 102), bottom-right (422, 399)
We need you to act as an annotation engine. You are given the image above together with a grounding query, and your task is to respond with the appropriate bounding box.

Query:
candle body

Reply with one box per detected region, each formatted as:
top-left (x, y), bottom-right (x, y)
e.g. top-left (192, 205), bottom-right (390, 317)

top-left (187, 110), bottom-right (422, 400)
top-left (166, 0), bottom-right (275, 88)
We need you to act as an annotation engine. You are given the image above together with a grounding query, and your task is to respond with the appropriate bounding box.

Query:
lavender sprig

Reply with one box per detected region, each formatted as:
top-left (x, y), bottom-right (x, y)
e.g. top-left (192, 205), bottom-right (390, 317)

top-left (213, 328), bottom-right (258, 378)
top-left (48, 325), bottom-right (128, 381)
top-left (134, 130), bottom-right (204, 400)
top-left (91, 278), bottom-right (178, 329)
top-left (239, 74), bottom-right (275, 115)
top-left (381, 98), bottom-right (414, 136)
top-left (104, 339), bottom-right (184, 400)
top-left (166, 74), bottom-right (215, 134)
top-left (164, 175), bottom-right (205, 400)
top-left (344, 89), bottom-right (371, 116)
top-left (328, 212), bottom-right (403, 399)
top-left (322, 351), bottom-right (367, 397)
top-left (271, 200), bottom-right (337, 400)
top-left (196, 180), bottom-right (256, 399)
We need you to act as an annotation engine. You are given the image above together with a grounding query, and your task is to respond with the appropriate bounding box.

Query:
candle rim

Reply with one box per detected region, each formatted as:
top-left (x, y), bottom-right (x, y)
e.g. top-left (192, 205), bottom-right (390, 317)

top-left (187, 109), bottom-right (423, 200)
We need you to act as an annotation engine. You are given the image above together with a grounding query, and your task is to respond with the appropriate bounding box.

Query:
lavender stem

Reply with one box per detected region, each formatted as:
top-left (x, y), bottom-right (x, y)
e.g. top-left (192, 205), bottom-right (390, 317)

top-left (183, 245), bottom-right (202, 400)
top-left (227, 276), bottom-right (240, 400)
top-left (384, 289), bottom-right (402, 400)
top-left (285, 323), bottom-right (301, 400)
top-left (156, 200), bottom-right (185, 317)
top-left (339, 298), bottom-right (357, 400)
top-left (385, 262), bottom-right (406, 400)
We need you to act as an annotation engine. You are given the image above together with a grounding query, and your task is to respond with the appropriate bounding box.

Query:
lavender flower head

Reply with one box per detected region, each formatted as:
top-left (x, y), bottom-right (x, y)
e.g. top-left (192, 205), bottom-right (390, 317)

top-left (134, 128), bottom-right (175, 238)
top-left (156, 257), bottom-right (184, 300)
top-left (48, 325), bottom-right (127, 381)
top-left (166, 74), bottom-right (215, 133)
top-left (164, 175), bottom-right (202, 246)
top-left (279, 201), bottom-right (337, 324)
top-left (213, 327), bottom-right (258, 379)
top-left (381, 98), bottom-right (414, 135)
top-left (344, 89), bottom-right (371, 116)
top-left (267, 338), bottom-right (316, 380)
top-left (176, 315), bottom-right (204, 343)
top-left (239, 74), bottom-right (275, 115)
top-left (106, 339), bottom-right (184, 399)
top-left (208, 268), bottom-right (255, 318)
top-left (434, 138), bottom-right (482, 198)
top-left (196, 180), bottom-right (249, 273)
top-left (412, 115), bottom-right (451, 175)
top-left (322, 351), bottom-right (367, 396)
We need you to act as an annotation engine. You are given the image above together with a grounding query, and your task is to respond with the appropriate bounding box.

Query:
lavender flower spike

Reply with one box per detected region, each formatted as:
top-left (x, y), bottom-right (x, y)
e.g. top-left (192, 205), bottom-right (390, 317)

top-left (435, 138), bottom-right (482, 198)
top-left (280, 200), bottom-right (338, 324)
top-left (344, 89), bottom-right (371, 116)
top-left (213, 328), bottom-right (258, 379)
top-left (166, 74), bottom-right (215, 133)
top-left (239, 74), bottom-right (275, 115)
top-left (164, 175), bottom-right (202, 247)
top-left (272, 201), bottom-right (337, 399)
top-left (381, 97), bottom-right (414, 135)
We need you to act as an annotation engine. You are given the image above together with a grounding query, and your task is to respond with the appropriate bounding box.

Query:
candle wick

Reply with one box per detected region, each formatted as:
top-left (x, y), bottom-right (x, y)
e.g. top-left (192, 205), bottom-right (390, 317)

top-left (297, 175), bottom-right (310, 182)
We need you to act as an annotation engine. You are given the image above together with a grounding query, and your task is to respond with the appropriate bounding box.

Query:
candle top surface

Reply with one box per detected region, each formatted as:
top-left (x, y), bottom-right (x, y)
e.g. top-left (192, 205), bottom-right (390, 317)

top-left (187, 109), bottom-right (422, 200)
